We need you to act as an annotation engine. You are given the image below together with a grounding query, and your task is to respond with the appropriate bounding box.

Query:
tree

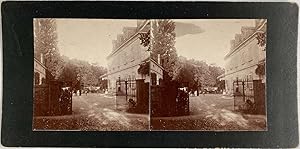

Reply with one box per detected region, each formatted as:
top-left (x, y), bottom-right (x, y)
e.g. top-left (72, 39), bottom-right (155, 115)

top-left (57, 57), bottom-right (107, 87)
top-left (208, 65), bottom-right (225, 86)
top-left (34, 18), bottom-right (63, 79)
top-left (255, 21), bottom-right (267, 77)
top-left (172, 56), bottom-right (225, 90)
top-left (150, 19), bottom-right (225, 89)
top-left (151, 19), bottom-right (178, 79)
top-left (58, 60), bottom-right (78, 86)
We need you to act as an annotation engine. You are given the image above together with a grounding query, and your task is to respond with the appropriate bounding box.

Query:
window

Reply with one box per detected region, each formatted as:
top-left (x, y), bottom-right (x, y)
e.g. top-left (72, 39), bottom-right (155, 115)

top-left (247, 47), bottom-right (253, 63)
top-left (34, 72), bottom-right (40, 85)
top-left (151, 73), bottom-right (157, 85)
top-left (248, 74), bottom-right (253, 80)
top-left (41, 77), bottom-right (46, 84)
top-left (242, 51), bottom-right (247, 65)
top-left (128, 75), bottom-right (131, 81)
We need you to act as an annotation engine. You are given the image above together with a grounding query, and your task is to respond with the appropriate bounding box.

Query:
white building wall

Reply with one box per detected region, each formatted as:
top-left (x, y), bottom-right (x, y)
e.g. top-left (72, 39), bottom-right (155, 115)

top-left (224, 34), bottom-right (266, 95)
top-left (150, 60), bottom-right (163, 85)
top-left (34, 58), bottom-right (46, 85)
top-left (107, 35), bottom-right (150, 93)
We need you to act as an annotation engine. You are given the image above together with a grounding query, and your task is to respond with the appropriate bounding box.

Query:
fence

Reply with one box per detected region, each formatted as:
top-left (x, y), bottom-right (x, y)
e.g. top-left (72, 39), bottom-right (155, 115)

top-left (233, 79), bottom-right (265, 114)
top-left (115, 79), bottom-right (149, 113)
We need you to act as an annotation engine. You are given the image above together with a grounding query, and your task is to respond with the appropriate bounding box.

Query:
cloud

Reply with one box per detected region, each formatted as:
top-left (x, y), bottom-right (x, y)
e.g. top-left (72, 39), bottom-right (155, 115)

top-left (175, 22), bottom-right (205, 37)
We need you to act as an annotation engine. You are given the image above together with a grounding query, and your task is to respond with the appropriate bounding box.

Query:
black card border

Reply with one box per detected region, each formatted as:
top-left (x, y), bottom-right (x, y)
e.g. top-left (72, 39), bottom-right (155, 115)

top-left (1, 1), bottom-right (299, 148)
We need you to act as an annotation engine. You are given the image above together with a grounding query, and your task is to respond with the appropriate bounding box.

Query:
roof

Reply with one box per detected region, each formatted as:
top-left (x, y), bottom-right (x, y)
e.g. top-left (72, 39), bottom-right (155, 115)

top-left (107, 20), bottom-right (150, 59)
top-left (99, 73), bottom-right (108, 78)
top-left (224, 20), bottom-right (267, 60)
top-left (150, 57), bottom-right (165, 71)
top-left (217, 73), bottom-right (225, 80)
top-left (34, 57), bottom-right (47, 70)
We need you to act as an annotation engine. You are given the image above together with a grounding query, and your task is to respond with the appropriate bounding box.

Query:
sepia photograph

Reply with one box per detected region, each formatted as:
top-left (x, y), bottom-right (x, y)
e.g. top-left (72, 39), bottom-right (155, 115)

top-left (149, 19), bottom-right (267, 131)
top-left (33, 19), bottom-right (267, 131)
top-left (3, 1), bottom-right (299, 147)
top-left (33, 19), bottom-right (151, 131)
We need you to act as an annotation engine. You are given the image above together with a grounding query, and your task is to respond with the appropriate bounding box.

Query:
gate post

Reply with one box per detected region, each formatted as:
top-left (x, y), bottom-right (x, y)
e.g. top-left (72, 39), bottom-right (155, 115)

top-left (233, 81), bottom-right (235, 110)
top-left (242, 80), bottom-right (245, 102)
top-left (136, 79), bottom-right (148, 113)
top-left (48, 83), bottom-right (51, 116)
top-left (125, 81), bottom-right (128, 101)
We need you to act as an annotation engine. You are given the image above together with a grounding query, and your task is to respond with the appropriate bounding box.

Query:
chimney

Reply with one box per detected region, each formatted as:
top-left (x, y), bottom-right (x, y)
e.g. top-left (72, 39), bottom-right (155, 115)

top-left (255, 19), bottom-right (264, 28)
top-left (241, 26), bottom-right (255, 41)
top-left (137, 20), bottom-right (144, 28)
top-left (230, 40), bottom-right (235, 50)
top-left (158, 54), bottom-right (161, 65)
top-left (116, 34), bottom-right (123, 48)
top-left (112, 40), bottom-right (117, 50)
top-left (235, 34), bottom-right (242, 46)
top-left (123, 27), bottom-right (136, 40)
top-left (40, 53), bottom-right (44, 64)
top-left (117, 34), bottom-right (122, 43)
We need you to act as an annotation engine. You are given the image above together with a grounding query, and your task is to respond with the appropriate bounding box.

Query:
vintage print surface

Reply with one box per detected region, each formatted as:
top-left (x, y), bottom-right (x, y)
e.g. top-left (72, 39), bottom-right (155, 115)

top-left (149, 19), bottom-right (267, 131)
top-left (33, 19), bottom-right (267, 131)
top-left (33, 19), bottom-right (151, 131)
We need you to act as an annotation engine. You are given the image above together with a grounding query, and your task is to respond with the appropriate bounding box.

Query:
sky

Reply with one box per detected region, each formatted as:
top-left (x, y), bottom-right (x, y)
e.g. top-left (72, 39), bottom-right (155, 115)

top-left (55, 19), bottom-right (255, 68)
top-left (174, 19), bottom-right (255, 67)
top-left (56, 19), bottom-right (137, 66)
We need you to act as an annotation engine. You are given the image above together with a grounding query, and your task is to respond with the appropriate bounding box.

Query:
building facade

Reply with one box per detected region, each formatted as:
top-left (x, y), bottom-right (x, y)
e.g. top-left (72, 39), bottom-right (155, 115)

top-left (34, 53), bottom-right (46, 85)
top-left (106, 20), bottom-right (163, 94)
top-left (224, 19), bottom-right (267, 95)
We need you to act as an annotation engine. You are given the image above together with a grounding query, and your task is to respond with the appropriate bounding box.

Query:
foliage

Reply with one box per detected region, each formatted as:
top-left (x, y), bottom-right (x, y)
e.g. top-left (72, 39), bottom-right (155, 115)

top-left (173, 56), bottom-right (225, 90)
top-left (256, 32), bottom-right (266, 47)
top-left (34, 19), bottom-right (63, 79)
top-left (138, 61), bottom-right (150, 75)
top-left (150, 19), bottom-right (224, 90)
top-left (57, 56), bottom-right (107, 87)
top-left (151, 19), bottom-right (178, 79)
top-left (139, 30), bottom-right (150, 47)
top-left (34, 19), bottom-right (107, 88)
top-left (255, 63), bottom-right (265, 76)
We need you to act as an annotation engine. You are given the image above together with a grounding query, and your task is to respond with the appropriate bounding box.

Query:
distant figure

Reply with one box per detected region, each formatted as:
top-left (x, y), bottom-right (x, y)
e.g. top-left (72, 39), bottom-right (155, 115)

top-left (222, 91), bottom-right (226, 95)
top-left (194, 90), bottom-right (197, 96)
top-left (235, 86), bottom-right (239, 93)
top-left (245, 99), bottom-right (254, 113)
top-left (128, 98), bottom-right (136, 109)
top-left (202, 90), bottom-right (206, 96)
top-left (189, 91), bottom-right (193, 97)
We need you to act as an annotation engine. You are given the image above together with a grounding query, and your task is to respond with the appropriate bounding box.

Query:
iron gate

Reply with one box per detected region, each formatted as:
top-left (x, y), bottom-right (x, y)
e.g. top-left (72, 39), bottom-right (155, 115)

top-left (233, 79), bottom-right (265, 114)
top-left (115, 79), bottom-right (149, 113)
